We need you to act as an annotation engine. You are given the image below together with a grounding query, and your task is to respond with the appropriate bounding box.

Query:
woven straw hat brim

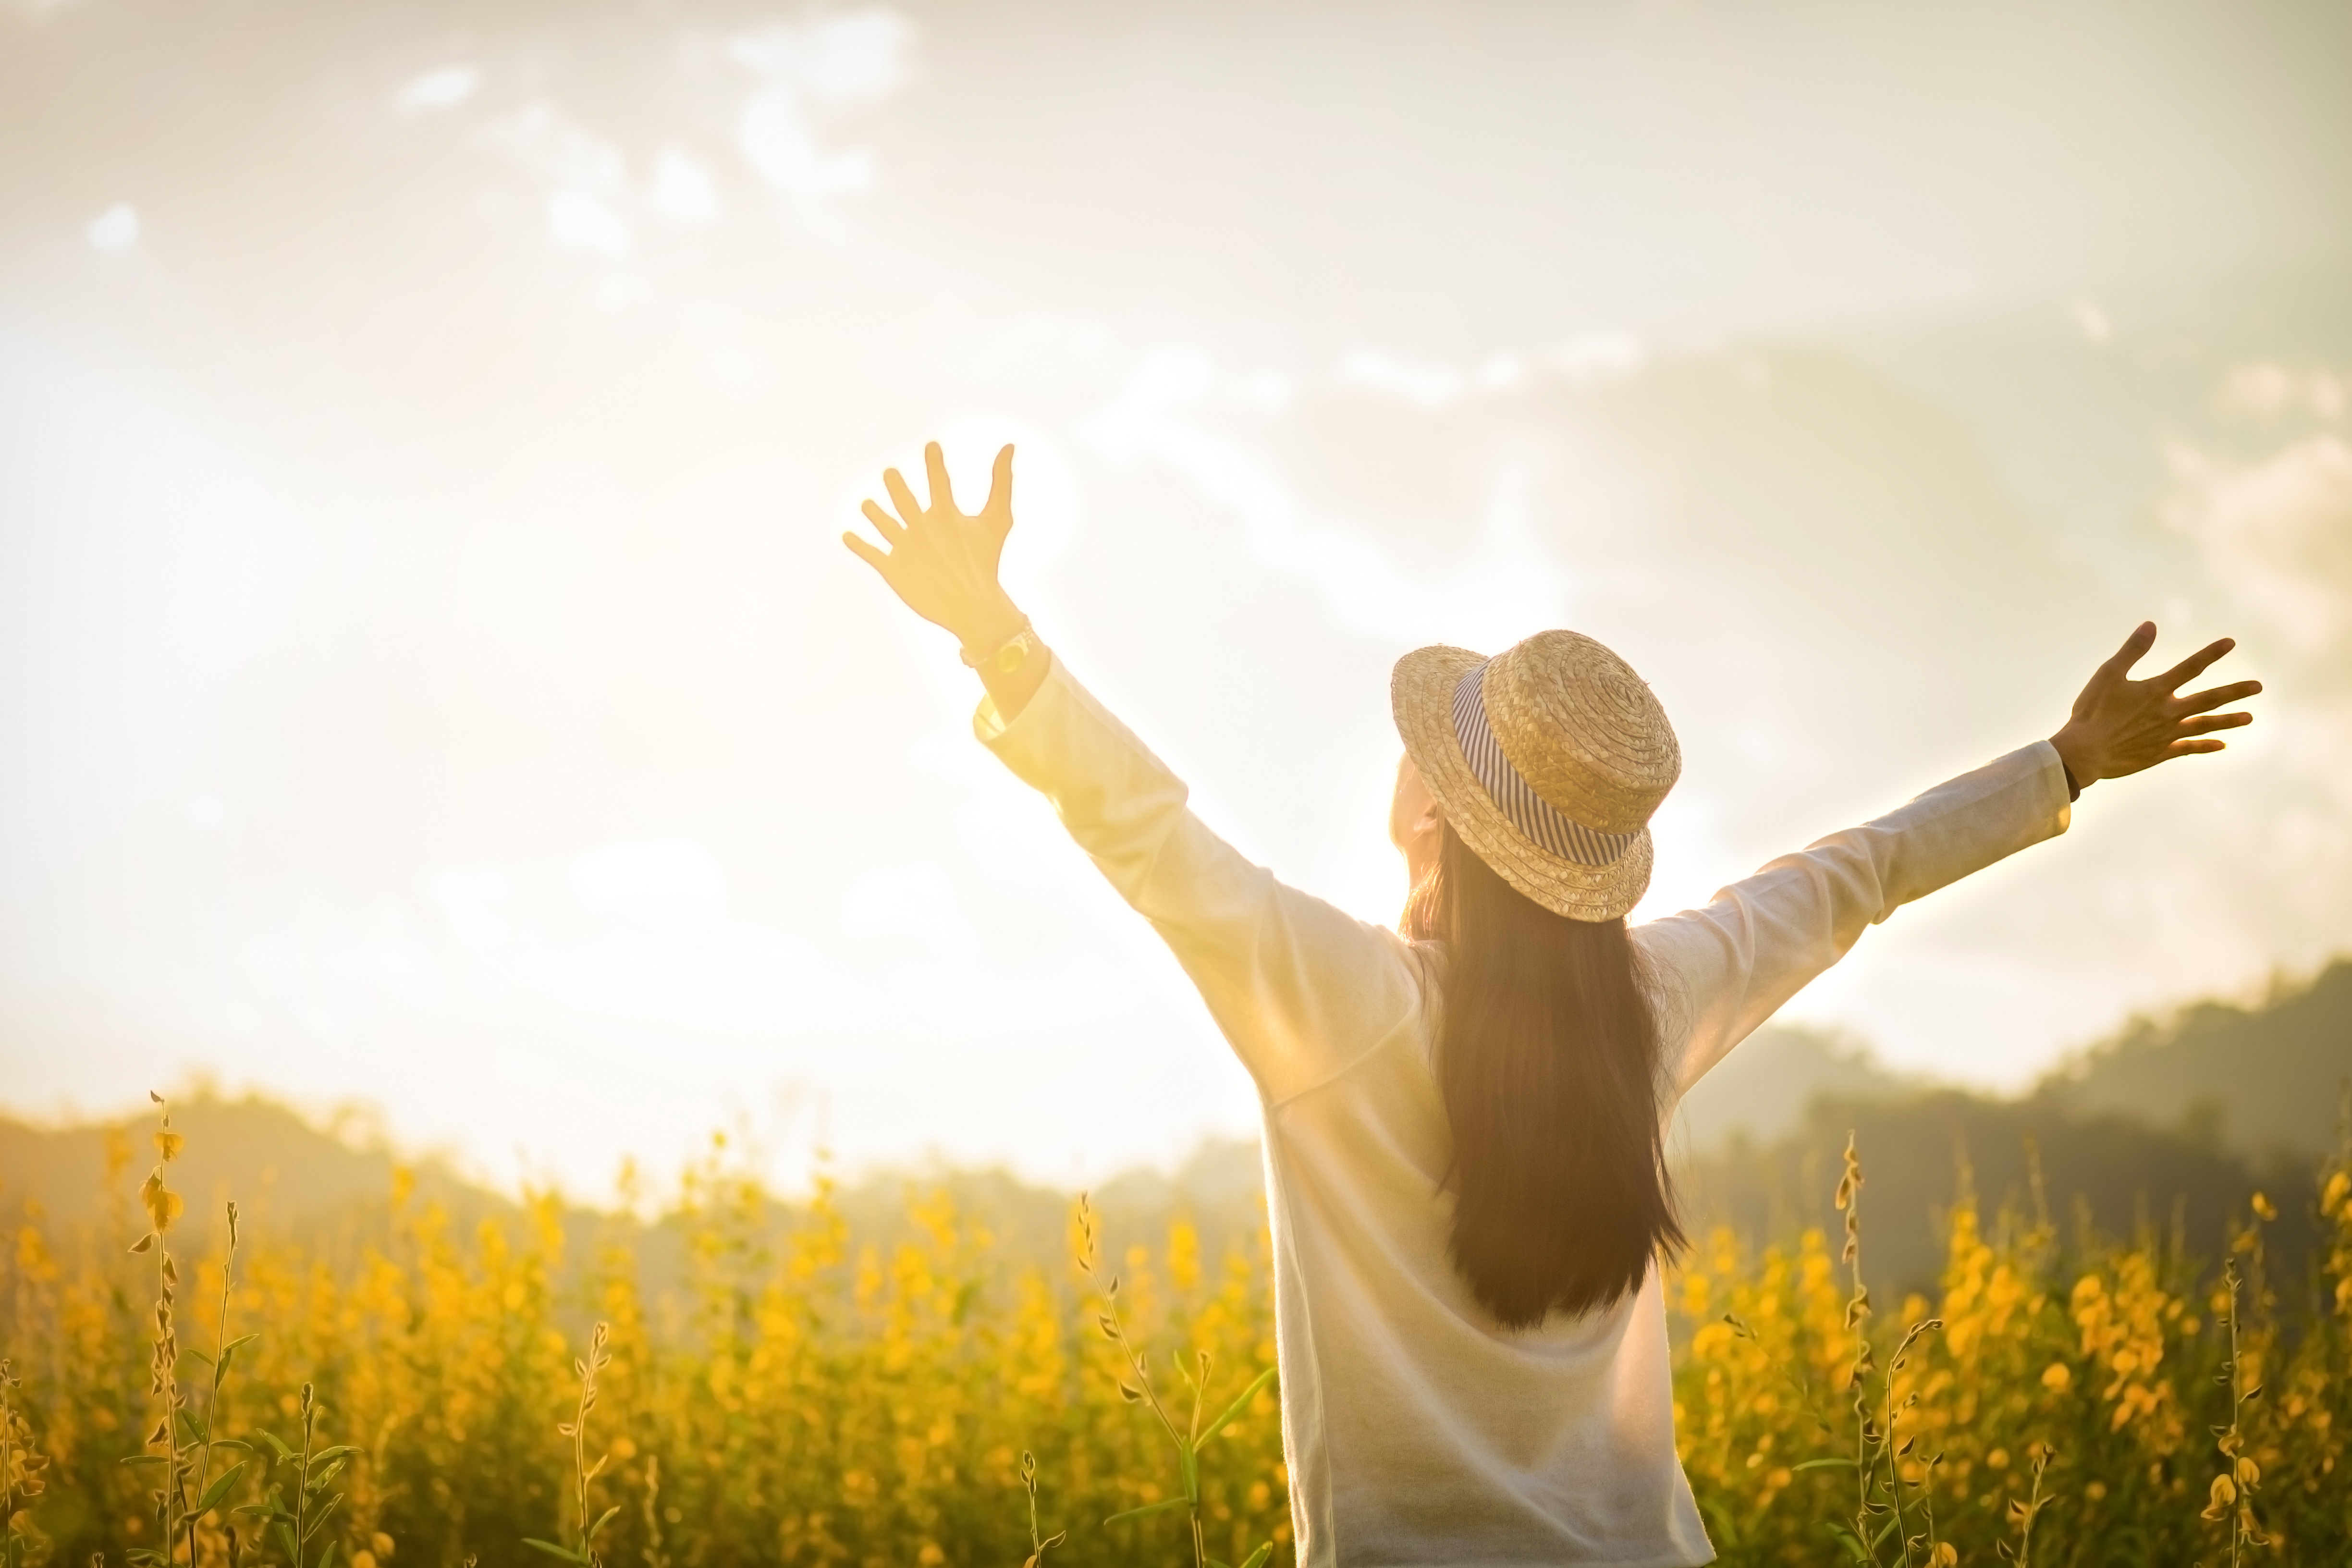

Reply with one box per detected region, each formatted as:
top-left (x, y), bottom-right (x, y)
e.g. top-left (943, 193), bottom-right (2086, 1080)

top-left (1391, 644), bottom-right (1654, 923)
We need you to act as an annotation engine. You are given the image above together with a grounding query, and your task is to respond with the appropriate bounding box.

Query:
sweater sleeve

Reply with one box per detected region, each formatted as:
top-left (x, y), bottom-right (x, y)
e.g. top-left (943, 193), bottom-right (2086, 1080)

top-left (976, 657), bottom-right (1432, 1105)
top-left (1635, 742), bottom-right (2073, 1096)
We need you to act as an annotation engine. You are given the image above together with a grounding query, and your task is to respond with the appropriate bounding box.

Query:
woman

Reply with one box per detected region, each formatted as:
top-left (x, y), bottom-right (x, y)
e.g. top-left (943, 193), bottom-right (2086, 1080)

top-left (843, 443), bottom-right (2260, 1566)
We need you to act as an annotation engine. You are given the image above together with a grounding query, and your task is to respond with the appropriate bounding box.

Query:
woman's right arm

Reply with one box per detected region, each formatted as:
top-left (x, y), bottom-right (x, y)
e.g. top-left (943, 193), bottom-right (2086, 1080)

top-left (844, 442), bottom-right (1426, 1105)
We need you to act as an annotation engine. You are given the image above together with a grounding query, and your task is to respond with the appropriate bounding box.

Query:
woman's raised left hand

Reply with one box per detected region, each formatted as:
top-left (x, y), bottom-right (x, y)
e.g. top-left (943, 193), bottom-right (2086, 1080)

top-left (2049, 622), bottom-right (2261, 788)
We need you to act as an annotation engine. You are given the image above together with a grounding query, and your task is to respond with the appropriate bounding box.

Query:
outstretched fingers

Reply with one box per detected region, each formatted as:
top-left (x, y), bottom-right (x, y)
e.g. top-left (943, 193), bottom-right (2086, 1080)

top-left (2100, 621), bottom-right (2159, 679)
top-left (981, 444), bottom-right (1015, 534)
top-left (883, 467), bottom-right (924, 524)
top-left (860, 498), bottom-right (907, 545)
top-left (841, 530), bottom-right (889, 572)
top-left (923, 441), bottom-right (957, 514)
top-left (2174, 710), bottom-right (2255, 738)
top-left (2177, 677), bottom-right (2262, 715)
top-left (2155, 636), bottom-right (2237, 692)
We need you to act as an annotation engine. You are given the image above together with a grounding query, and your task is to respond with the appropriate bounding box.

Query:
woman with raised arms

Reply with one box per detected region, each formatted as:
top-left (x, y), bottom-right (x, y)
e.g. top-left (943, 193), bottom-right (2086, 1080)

top-left (844, 442), bottom-right (2260, 1567)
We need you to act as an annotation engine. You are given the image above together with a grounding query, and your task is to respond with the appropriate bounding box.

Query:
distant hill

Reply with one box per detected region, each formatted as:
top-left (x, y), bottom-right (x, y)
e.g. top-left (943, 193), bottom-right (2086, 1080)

top-left (1671, 1025), bottom-right (1923, 1153)
top-left (0, 1094), bottom-right (1263, 1295)
top-left (2034, 958), bottom-right (2352, 1159)
top-left (0, 1094), bottom-right (510, 1246)
top-left (1676, 1091), bottom-right (2319, 1300)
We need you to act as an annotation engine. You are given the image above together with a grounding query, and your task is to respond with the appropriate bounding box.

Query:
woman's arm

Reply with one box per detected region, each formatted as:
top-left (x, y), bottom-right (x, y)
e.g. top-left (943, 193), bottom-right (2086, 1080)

top-left (845, 443), bottom-right (1427, 1104)
top-left (1642, 623), bottom-right (2261, 1095)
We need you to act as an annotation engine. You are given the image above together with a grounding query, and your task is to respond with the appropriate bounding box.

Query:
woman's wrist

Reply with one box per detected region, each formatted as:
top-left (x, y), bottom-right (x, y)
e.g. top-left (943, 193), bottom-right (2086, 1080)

top-left (2049, 725), bottom-right (2098, 792)
top-left (952, 592), bottom-right (1028, 661)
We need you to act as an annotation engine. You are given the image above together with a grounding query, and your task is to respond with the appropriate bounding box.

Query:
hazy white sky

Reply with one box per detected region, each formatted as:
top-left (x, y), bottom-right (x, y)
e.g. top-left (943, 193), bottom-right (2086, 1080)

top-left (2, 0), bottom-right (2348, 1197)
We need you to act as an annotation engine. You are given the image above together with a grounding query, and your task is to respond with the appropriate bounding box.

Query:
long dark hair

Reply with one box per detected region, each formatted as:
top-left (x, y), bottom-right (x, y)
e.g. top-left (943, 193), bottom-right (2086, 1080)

top-left (1407, 823), bottom-right (1685, 1328)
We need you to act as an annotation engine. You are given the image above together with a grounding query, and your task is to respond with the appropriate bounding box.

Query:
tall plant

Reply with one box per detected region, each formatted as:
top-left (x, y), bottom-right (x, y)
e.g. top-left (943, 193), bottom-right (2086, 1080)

top-left (1078, 1196), bottom-right (1276, 1568)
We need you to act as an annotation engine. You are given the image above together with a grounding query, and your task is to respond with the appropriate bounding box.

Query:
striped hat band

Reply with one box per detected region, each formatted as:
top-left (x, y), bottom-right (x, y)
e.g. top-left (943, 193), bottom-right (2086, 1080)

top-left (1451, 662), bottom-right (1640, 869)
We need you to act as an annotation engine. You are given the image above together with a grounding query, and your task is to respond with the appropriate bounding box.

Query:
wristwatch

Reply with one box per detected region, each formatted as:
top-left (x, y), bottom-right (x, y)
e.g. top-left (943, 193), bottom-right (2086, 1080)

top-left (960, 618), bottom-right (1039, 675)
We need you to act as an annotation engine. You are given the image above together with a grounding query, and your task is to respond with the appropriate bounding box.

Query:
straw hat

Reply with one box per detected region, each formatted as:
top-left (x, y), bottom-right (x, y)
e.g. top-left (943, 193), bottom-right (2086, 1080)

top-left (1392, 631), bottom-right (1680, 922)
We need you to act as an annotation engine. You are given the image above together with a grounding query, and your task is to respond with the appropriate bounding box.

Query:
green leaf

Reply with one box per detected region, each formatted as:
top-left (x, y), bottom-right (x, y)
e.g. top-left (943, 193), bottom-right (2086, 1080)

top-left (588, 1503), bottom-right (622, 1541)
top-left (119, 1454), bottom-right (169, 1469)
top-left (316, 1539), bottom-right (338, 1568)
top-left (1792, 1457), bottom-right (1861, 1473)
top-left (1822, 1522), bottom-right (1868, 1564)
top-left (257, 1429), bottom-right (296, 1460)
top-left (1197, 1365), bottom-right (1278, 1447)
top-left (1102, 1496), bottom-right (1191, 1526)
top-left (223, 1331), bottom-right (261, 1355)
top-left (1180, 1445), bottom-right (1199, 1504)
top-left (310, 1444), bottom-right (361, 1463)
top-left (194, 1459), bottom-right (249, 1515)
top-left (178, 1406), bottom-right (209, 1444)
top-left (523, 1540), bottom-right (591, 1565)
top-left (1237, 1545), bottom-right (1274, 1568)
top-left (307, 1455), bottom-right (349, 1492)
top-left (273, 1522), bottom-right (300, 1564)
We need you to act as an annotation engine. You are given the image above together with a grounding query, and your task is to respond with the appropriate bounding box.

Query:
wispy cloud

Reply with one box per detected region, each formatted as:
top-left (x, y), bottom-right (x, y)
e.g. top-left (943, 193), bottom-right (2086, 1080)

top-left (1084, 347), bottom-right (1570, 648)
top-left (2166, 432), bottom-right (2352, 672)
top-left (728, 10), bottom-right (914, 197)
top-left (392, 63), bottom-right (481, 116)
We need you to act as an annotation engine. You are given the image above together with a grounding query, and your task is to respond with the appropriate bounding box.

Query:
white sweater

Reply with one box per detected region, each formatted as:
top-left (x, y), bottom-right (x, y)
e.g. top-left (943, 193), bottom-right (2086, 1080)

top-left (977, 658), bottom-right (2072, 1568)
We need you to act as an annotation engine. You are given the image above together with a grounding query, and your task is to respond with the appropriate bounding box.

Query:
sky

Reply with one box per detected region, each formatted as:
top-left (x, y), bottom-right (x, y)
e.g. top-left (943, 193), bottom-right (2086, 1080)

top-left (2, 0), bottom-right (2349, 1199)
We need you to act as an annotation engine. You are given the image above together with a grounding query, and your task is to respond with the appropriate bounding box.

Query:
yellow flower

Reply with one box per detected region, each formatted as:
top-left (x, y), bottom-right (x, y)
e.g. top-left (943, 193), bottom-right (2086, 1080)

top-left (2201, 1473), bottom-right (2237, 1520)
top-left (2041, 1361), bottom-right (2072, 1392)
top-left (2250, 1191), bottom-right (2277, 1222)
top-left (138, 1172), bottom-right (182, 1234)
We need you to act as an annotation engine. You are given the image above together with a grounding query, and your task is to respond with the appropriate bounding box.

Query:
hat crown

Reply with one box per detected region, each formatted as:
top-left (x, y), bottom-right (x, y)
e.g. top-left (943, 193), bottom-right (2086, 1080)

top-left (1482, 631), bottom-right (1679, 837)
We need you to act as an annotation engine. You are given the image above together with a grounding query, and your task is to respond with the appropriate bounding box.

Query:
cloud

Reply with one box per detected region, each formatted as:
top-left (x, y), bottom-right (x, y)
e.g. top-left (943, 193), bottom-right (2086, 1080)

top-left (2166, 432), bottom-right (2352, 671)
top-left (475, 102), bottom-right (652, 252)
top-left (86, 203), bottom-right (139, 252)
top-left (727, 10), bottom-right (913, 197)
top-left (650, 147), bottom-right (721, 220)
top-left (392, 63), bottom-right (481, 116)
top-left (1083, 347), bottom-right (1568, 647)
top-left (2214, 360), bottom-right (2349, 424)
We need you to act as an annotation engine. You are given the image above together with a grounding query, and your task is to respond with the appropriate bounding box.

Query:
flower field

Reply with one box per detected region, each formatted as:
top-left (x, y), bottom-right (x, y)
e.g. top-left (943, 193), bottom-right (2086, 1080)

top-left (2, 1101), bottom-right (2347, 1568)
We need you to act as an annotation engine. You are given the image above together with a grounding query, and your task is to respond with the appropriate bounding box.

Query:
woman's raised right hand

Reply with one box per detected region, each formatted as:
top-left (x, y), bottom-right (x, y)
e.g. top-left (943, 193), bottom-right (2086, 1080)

top-left (843, 441), bottom-right (1026, 656)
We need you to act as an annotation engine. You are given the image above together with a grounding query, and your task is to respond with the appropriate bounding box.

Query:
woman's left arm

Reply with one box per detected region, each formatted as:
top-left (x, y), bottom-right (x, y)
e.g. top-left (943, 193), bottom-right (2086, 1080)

top-left (1642, 622), bottom-right (2261, 1095)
